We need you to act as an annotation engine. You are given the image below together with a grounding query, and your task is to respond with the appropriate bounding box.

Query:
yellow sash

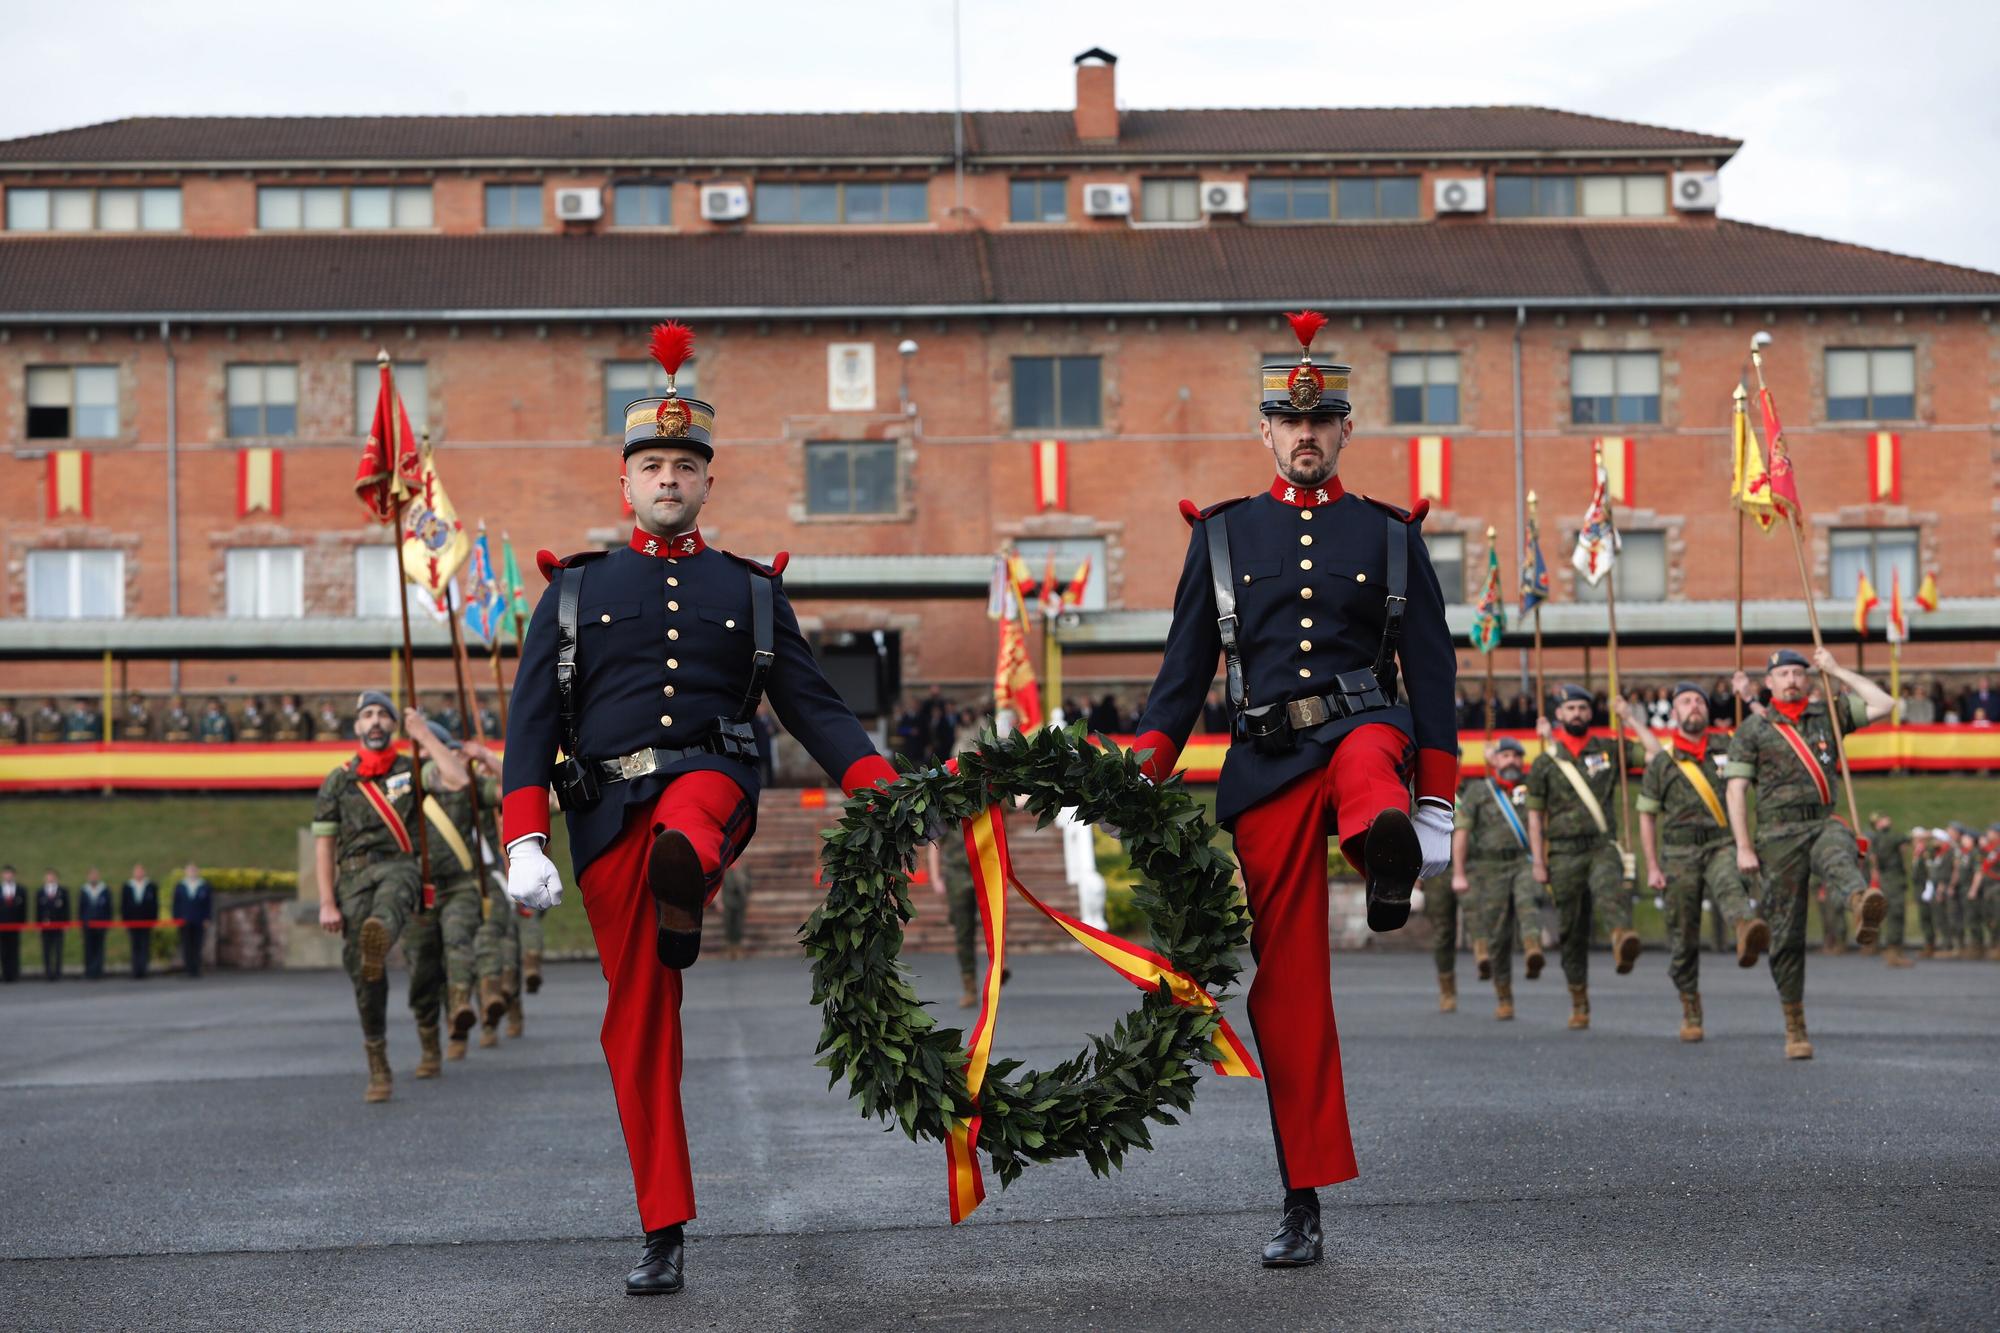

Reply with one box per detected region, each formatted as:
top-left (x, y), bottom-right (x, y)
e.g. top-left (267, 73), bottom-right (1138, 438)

top-left (1549, 747), bottom-right (1610, 836)
top-left (1673, 759), bottom-right (1728, 828)
top-left (421, 795), bottom-right (475, 873)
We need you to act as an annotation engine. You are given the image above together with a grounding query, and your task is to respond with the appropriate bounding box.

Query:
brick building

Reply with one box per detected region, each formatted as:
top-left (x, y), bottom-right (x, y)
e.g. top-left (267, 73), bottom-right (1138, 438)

top-left (3, 48), bottom-right (1996, 714)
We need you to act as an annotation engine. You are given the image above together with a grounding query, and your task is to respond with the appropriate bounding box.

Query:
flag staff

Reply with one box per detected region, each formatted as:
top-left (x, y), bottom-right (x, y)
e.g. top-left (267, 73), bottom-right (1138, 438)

top-left (1733, 387), bottom-right (1748, 727)
top-left (1526, 490), bottom-right (1548, 726)
top-left (379, 352), bottom-right (433, 893)
top-left (1483, 526), bottom-right (1497, 741)
top-left (1594, 442), bottom-right (1635, 866)
top-left (438, 569), bottom-right (494, 909)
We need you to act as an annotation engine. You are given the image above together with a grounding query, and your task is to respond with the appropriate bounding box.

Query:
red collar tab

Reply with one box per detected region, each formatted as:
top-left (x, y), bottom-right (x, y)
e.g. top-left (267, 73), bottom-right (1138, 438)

top-left (630, 526), bottom-right (705, 558)
top-left (354, 744), bottom-right (400, 779)
top-left (1671, 730), bottom-right (1710, 758)
top-left (1772, 697), bottom-right (1809, 724)
top-left (1554, 728), bottom-right (1590, 758)
top-left (1268, 476), bottom-right (1345, 508)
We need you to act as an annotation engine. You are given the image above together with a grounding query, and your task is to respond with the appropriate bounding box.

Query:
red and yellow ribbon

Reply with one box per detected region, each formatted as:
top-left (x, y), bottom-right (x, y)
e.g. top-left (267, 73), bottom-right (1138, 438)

top-left (945, 799), bottom-right (1260, 1224)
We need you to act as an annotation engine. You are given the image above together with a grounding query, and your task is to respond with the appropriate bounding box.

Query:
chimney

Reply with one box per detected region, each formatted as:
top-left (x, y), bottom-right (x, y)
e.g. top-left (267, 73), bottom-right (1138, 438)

top-left (1073, 48), bottom-right (1118, 144)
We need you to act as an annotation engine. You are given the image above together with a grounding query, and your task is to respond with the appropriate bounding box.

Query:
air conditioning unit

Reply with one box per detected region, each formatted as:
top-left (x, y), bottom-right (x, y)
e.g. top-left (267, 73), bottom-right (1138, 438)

top-left (700, 183), bottom-right (750, 222)
top-left (1083, 182), bottom-right (1131, 217)
top-left (554, 187), bottom-right (602, 222)
top-left (1200, 181), bottom-right (1246, 214)
top-left (1433, 177), bottom-right (1486, 215)
top-left (1672, 171), bottom-right (1721, 211)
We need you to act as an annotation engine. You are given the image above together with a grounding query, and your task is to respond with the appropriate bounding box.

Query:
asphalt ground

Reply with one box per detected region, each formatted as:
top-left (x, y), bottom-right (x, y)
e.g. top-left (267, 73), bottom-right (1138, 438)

top-left (1, 945), bottom-right (1996, 1332)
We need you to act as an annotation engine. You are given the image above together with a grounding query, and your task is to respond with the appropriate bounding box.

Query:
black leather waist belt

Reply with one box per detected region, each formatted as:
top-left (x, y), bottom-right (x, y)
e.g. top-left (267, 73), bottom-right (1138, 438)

top-left (1282, 672), bottom-right (1393, 729)
top-left (595, 739), bottom-right (740, 785)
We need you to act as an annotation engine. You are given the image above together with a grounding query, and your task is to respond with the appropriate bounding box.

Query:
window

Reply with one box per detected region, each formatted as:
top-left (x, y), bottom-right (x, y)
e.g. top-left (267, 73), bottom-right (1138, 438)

top-left (1011, 355), bottom-right (1102, 430)
top-left (1493, 175), bottom-right (1577, 218)
top-left (1575, 531), bottom-right (1667, 602)
top-left (1010, 537), bottom-right (1108, 611)
top-left (485, 184), bottom-right (543, 229)
top-left (612, 183), bottom-right (674, 227)
top-left (1248, 177), bottom-right (1331, 222)
top-left (226, 365), bottom-right (298, 438)
top-left (754, 181), bottom-right (926, 224)
top-left (1009, 178), bottom-right (1067, 224)
top-left (225, 547), bottom-right (303, 619)
top-left (603, 359), bottom-right (698, 434)
top-left (1139, 178), bottom-right (1199, 223)
top-left (1826, 348), bottom-right (1915, 421)
top-left (1829, 528), bottom-right (1918, 602)
top-left (26, 365), bottom-right (118, 440)
top-left (6, 186), bottom-right (180, 232)
top-left (1570, 351), bottom-right (1660, 425)
top-left (1336, 176), bottom-right (1420, 220)
top-left (804, 441), bottom-right (898, 515)
top-left (353, 362), bottom-right (428, 435)
top-left (354, 546), bottom-right (437, 618)
top-left (1426, 532), bottom-right (1466, 604)
top-left (1579, 174), bottom-right (1668, 218)
top-left (258, 185), bottom-right (432, 230)
top-left (1390, 353), bottom-right (1460, 425)
top-left (25, 550), bottom-right (124, 619)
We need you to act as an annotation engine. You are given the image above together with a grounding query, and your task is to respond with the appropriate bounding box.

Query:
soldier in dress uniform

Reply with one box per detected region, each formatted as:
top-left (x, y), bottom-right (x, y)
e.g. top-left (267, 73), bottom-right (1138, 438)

top-left (30, 698), bottom-right (64, 743)
top-left (314, 698), bottom-right (345, 741)
top-left (121, 862), bottom-right (160, 979)
top-left (117, 695), bottom-right (155, 742)
top-left (76, 867), bottom-right (113, 979)
top-left (0, 698), bottom-right (24, 745)
top-left (1129, 311), bottom-right (1458, 1269)
top-left (1724, 648), bottom-right (1893, 1058)
top-left (37, 870), bottom-right (70, 980)
top-left (1452, 737), bottom-right (1543, 1021)
top-left (499, 321), bottom-right (897, 1297)
top-left (311, 691), bottom-right (427, 1102)
top-left (403, 716), bottom-right (486, 1073)
top-left (198, 698), bottom-right (235, 744)
top-left (161, 696), bottom-right (196, 743)
top-left (272, 694), bottom-right (314, 742)
top-left (1868, 814), bottom-right (1915, 968)
top-left (63, 697), bottom-right (102, 743)
top-left (0, 867), bottom-right (25, 983)
top-left (1636, 682), bottom-right (1764, 1043)
top-left (1526, 684), bottom-right (1660, 1029)
top-left (237, 696), bottom-right (270, 743)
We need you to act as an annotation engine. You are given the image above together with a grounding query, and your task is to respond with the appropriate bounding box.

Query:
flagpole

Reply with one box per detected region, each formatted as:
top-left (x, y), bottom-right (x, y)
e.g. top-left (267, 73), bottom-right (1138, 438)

top-left (441, 576), bottom-right (493, 905)
top-left (1597, 444), bottom-right (1634, 863)
top-left (1527, 491), bottom-right (1547, 725)
top-left (1750, 335), bottom-right (1868, 846)
top-left (387, 499), bottom-right (433, 895)
top-left (1732, 384), bottom-right (1748, 727)
top-left (489, 633), bottom-right (510, 735)
top-left (1482, 524), bottom-right (1498, 739)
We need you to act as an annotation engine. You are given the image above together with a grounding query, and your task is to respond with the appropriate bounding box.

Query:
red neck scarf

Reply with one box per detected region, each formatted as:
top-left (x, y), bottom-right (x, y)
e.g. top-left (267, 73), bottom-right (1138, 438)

top-left (1772, 697), bottom-right (1809, 724)
top-left (354, 743), bottom-right (400, 779)
top-left (630, 525), bottom-right (706, 559)
top-left (1553, 727), bottom-right (1590, 758)
top-left (1492, 773), bottom-right (1521, 791)
top-left (1268, 475), bottom-right (1345, 508)
top-left (1671, 729), bottom-right (1710, 758)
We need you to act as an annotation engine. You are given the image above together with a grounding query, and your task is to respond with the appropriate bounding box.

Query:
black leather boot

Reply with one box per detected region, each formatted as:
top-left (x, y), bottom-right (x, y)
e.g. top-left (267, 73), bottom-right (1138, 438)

top-left (1363, 808), bottom-right (1422, 932)
top-left (625, 1225), bottom-right (685, 1295)
top-left (648, 831), bottom-right (706, 970)
top-left (1260, 1202), bottom-right (1324, 1268)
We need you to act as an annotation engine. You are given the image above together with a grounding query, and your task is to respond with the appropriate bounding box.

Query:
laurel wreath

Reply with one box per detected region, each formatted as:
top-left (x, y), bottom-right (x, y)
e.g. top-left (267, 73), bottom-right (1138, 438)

top-left (802, 723), bottom-right (1252, 1187)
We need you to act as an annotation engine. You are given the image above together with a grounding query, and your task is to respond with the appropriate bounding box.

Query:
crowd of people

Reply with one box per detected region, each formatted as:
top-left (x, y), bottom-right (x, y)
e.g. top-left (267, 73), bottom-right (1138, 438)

top-left (1455, 674), bottom-right (2000, 732)
top-left (0, 862), bottom-right (213, 983)
top-left (0, 693), bottom-right (504, 745)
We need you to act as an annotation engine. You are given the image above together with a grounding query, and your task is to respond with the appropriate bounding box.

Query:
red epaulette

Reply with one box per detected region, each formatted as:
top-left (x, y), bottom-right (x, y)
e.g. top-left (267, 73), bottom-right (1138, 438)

top-left (717, 549), bottom-right (791, 578)
top-left (535, 548), bottom-right (611, 583)
top-left (1178, 495), bottom-right (1252, 527)
top-left (1361, 495), bottom-right (1429, 524)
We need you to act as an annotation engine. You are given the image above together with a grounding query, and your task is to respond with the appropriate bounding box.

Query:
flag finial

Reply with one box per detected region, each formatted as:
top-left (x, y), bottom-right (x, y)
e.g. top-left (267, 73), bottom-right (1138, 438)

top-left (376, 348), bottom-right (390, 365)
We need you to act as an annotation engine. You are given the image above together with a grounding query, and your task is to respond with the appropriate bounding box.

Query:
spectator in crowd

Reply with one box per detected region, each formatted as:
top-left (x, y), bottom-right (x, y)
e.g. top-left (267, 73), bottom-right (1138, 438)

top-left (37, 869), bottom-right (70, 981)
top-left (1902, 684), bottom-right (1935, 724)
top-left (1646, 686), bottom-right (1673, 730)
top-left (1202, 687), bottom-right (1230, 735)
top-left (1709, 677), bottom-right (1736, 724)
top-left (429, 693), bottom-right (463, 741)
top-left (313, 697), bottom-right (345, 740)
top-left (173, 862), bottom-right (212, 978)
top-left (162, 695), bottom-right (196, 742)
top-left (1960, 677), bottom-right (2000, 727)
top-left (237, 696), bottom-right (270, 742)
top-left (950, 705), bottom-right (985, 757)
top-left (476, 701), bottom-right (502, 741)
top-left (0, 698), bottom-right (22, 745)
top-left (63, 697), bottom-right (102, 742)
top-left (0, 866), bottom-right (25, 982)
top-left (117, 694), bottom-right (155, 741)
top-left (912, 685), bottom-right (955, 763)
top-left (198, 698), bottom-right (235, 744)
top-left (122, 862), bottom-right (159, 979)
top-left (272, 693), bottom-right (314, 742)
top-left (77, 867), bottom-right (113, 979)
top-left (1927, 679), bottom-right (1950, 724)
top-left (1088, 693), bottom-right (1124, 735)
top-left (30, 698), bottom-right (64, 743)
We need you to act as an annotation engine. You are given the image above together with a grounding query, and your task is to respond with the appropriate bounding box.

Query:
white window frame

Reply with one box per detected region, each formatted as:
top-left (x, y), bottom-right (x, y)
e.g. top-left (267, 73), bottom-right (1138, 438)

top-left (353, 361), bottom-right (428, 435)
top-left (226, 547), bottom-right (304, 619)
top-left (1008, 537), bottom-right (1109, 612)
top-left (25, 549), bottom-right (125, 620)
top-left (353, 545), bottom-right (434, 618)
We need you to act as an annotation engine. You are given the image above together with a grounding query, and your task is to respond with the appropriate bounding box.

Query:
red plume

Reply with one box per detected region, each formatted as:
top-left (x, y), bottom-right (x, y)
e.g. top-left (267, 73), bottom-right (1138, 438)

top-left (647, 321), bottom-right (695, 380)
top-left (1284, 310), bottom-right (1329, 353)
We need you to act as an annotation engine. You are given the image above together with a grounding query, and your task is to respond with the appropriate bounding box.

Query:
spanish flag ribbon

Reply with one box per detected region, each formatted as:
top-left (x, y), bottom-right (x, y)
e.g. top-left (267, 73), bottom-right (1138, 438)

top-left (945, 798), bottom-right (1260, 1224)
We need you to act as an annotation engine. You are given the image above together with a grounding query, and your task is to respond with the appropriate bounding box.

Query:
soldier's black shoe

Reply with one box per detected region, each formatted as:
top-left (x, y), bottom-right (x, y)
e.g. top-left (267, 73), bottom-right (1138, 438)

top-left (1363, 809), bottom-right (1422, 933)
top-left (648, 831), bottom-right (706, 970)
top-left (1260, 1205), bottom-right (1324, 1268)
top-left (625, 1226), bottom-right (685, 1296)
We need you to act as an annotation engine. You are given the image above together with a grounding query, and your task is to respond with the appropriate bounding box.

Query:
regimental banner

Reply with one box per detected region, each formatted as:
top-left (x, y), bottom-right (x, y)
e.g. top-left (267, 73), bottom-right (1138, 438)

top-left (1409, 435), bottom-right (1451, 509)
top-left (236, 447), bottom-right (283, 518)
top-left (1596, 436), bottom-right (1635, 506)
top-left (44, 449), bottom-right (91, 519)
top-left (1032, 439), bottom-right (1068, 511)
top-left (1868, 432), bottom-right (1901, 504)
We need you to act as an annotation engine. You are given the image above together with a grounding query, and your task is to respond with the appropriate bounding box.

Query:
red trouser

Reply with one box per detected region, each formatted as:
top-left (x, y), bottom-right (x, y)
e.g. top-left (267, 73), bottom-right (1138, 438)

top-left (1230, 722), bottom-right (1413, 1190)
top-left (575, 770), bottom-right (754, 1231)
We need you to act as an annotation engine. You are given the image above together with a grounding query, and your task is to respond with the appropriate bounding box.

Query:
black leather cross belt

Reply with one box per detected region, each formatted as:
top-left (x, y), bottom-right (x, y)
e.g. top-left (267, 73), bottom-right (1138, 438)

top-left (1283, 670), bottom-right (1392, 728)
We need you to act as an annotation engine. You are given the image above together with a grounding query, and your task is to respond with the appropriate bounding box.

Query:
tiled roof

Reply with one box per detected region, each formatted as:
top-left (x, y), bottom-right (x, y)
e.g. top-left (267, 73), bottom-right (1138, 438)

top-left (0, 107), bottom-right (1739, 165)
top-left (2, 222), bottom-right (1992, 319)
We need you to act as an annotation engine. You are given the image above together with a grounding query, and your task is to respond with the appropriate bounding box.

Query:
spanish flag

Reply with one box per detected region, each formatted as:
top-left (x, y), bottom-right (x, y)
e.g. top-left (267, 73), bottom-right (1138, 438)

top-left (993, 615), bottom-right (1043, 733)
top-left (1062, 556), bottom-right (1092, 608)
top-left (1914, 569), bottom-right (1939, 613)
top-left (1730, 385), bottom-right (1777, 532)
top-left (1852, 569), bottom-right (1878, 638)
top-left (1886, 567), bottom-right (1908, 645)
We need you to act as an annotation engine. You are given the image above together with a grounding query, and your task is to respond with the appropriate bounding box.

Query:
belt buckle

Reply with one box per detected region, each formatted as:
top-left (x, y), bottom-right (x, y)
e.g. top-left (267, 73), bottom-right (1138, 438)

top-left (1286, 696), bottom-right (1329, 729)
top-left (616, 750), bottom-right (657, 781)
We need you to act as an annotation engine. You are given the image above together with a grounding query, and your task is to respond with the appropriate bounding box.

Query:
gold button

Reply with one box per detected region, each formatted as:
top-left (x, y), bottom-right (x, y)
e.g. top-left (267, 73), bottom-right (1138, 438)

top-left (1298, 667), bottom-right (1311, 679)
top-left (1301, 617), bottom-right (1313, 628)
top-left (725, 619), bottom-right (736, 629)
top-left (667, 577), bottom-right (679, 587)
top-left (1300, 535), bottom-right (1313, 547)
top-left (599, 613), bottom-right (611, 623)
top-left (1355, 571), bottom-right (1367, 583)
top-left (1300, 559), bottom-right (1312, 571)
top-left (667, 658), bottom-right (679, 669)
top-left (1242, 574), bottom-right (1252, 585)
top-left (668, 628), bottom-right (679, 641)
top-left (668, 600), bottom-right (679, 611)
top-left (1300, 640), bottom-right (1313, 652)
top-left (1301, 587), bottom-right (1313, 600)
top-left (1301, 510), bottom-right (1313, 521)
top-left (664, 686), bottom-right (675, 697)
top-left (660, 715), bottom-right (673, 727)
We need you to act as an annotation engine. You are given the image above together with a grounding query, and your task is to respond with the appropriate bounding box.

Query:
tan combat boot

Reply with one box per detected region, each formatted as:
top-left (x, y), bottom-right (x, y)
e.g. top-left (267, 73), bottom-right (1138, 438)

top-left (447, 1031), bottom-right (469, 1062)
top-left (506, 993), bottom-right (524, 1039)
top-left (1567, 984), bottom-right (1590, 1030)
top-left (479, 974), bottom-right (507, 1029)
top-left (358, 917), bottom-right (391, 983)
top-left (1611, 929), bottom-right (1641, 975)
top-left (959, 973), bottom-right (978, 1008)
top-left (1494, 979), bottom-right (1514, 1021)
top-left (414, 1023), bottom-right (442, 1078)
top-left (1851, 887), bottom-right (1887, 948)
top-left (1437, 971), bottom-right (1458, 1013)
top-left (364, 1038), bottom-right (393, 1103)
top-left (1473, 938), bottom-right (1492, 982)
top-left (1523, 937), bottom-right (1545, 981)
top-left (1736, 918), bottom-right (1771, 968)
top-left (1678, 992), bottom-right (1703, 1043)
top-left (1781, 1001), bottom-right (1813, 1060)
top-left (1883, 944), bottom-right (1913, 968)
top-left (523, 951), bottom-right (543, 994)
top-left (479, 1019), bottom-right (499, 1049)
top-left (1824, 934), bottom-right (1848, 957)
top-left (447, 983), bottom-right (477, 1043)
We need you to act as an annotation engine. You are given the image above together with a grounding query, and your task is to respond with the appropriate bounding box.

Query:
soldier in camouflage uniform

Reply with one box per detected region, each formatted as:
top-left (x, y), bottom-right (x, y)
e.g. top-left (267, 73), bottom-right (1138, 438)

top-left (1909, 828), bottom-right (1938, 958)
top-left (1977, 825), bottom-right (2000, 962)
top-left (1637, 682), bottom-right (1766, 1044)
top-left (312, 691), bottom-right (446, 1102)
top-left (1931, 826), bottom-right (1964, 955)
top-left (1724, 648), bottom-right (1893, 1060)
top-left (404, 721), bottom-right (498, 1067)
top-left (927, 835), bottom-right (981, 1008)
top-left (472, 888), bottom-right (525, 1043)
top-left (1868, 814), bottom-right (1914, 968)
top-left (1953, 825), bottom-right (1988, 959)
top-left (1451, 737), bottom-right (1542, 1021)
top-left (1526, 683), bottom-right (1660, 1030)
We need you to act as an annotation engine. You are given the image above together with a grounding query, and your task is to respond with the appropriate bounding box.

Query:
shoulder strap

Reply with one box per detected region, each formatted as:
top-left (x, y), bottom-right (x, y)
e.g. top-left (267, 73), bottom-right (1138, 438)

top-left (1203, 517), bottom-right (1246, 712)
top-left (556, 563), bottom-right (586, 762)
top-left (1548, 747), bottom-right (1611, 835)
top-left (421, 795), bottom-right (476, 872)
top-left (1486, 778), bottom-right (1530, 849)
top-left (734, 569), bottom-right (776, 722)
top-left (1672, 759), bottom-right (1729, 828)
top-left (1371, 512), bottom-right (1407, 698)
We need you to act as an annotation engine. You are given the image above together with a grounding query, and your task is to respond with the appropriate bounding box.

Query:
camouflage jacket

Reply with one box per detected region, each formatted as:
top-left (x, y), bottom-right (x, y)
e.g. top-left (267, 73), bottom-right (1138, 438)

top-left (1635, 732), bottom-right (1734, 845)
top-left (1524, 734), bottom-right (1646, 842)
top-left (1919, 845), bottom-right (1957, 892)
top-left (1951, 840), bottom-right (1979, 890)
top-left (1723, 696), bottom-right (1871, 825)
top-left (418, 759), bottom-right (501, 879)
top-left (311, 753), bottom-right (418, 866)
top-left (1869, 832), bottom-right (1911, 889)
top-left (1456, 775), bottom-right (1531, 860)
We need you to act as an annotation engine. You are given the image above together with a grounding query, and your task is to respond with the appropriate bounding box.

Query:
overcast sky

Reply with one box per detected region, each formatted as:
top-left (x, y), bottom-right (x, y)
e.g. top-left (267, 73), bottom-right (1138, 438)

top-left (9, 0), bottom-right (1995, 272)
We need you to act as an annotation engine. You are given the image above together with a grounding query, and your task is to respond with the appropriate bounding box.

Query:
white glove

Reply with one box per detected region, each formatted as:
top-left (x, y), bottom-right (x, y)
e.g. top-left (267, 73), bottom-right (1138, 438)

top-left (1413, 801), bottom-right (1454, 880)
top-left (505, 836), bottom-right (564, 912)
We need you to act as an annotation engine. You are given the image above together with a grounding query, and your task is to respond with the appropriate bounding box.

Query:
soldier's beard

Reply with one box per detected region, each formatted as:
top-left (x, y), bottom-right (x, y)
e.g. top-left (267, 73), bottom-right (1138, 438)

top-left (1678, 716), bottom-right (1706, 737)
top-left (359, 728), bottom-right (391, 751)
top-left (1561, 718), bottom-right (1590, 737)
top-left (1277, 447), bottom-right (1337, 488)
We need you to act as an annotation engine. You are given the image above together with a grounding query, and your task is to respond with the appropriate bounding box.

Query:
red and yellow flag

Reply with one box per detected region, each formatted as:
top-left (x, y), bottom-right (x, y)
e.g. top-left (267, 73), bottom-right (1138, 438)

top-left (43, 449), bottom-right (91, 519)
top-left (1750, 382), bottom-right (1802, 518)
top-left (355, 357), bottom-right (422, 523)
top-left (1886, 567), bottom-right (1908, 645)
top-left (1062, 556), bottom-right (1092, 608)
top-left (1730, 387), bottom-right (1777, 532)
top-left (398, 441), bottom-right (472, 596)
top-left (1409, 435), bottom-right (1451, 508)
top-left (1032, 439), bottom-right (1067, 511)
top-left (236, 447), bottom-right (282, 518)
top-left (1867, 432), bottom-right (1901, 504)
top-left (1852, 569), bottom-right (1878, 638)
top-left (1914, 569), bottom-right (1939, 613)
top-left (993, 615), bottom-right (1043, 733)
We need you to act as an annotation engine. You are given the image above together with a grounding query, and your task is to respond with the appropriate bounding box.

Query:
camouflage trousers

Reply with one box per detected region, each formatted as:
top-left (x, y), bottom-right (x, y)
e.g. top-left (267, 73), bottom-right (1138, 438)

top-left (944, 873), bottom-right (978, 982)
top-left (474, 900), bottom-right (522, 982)
top-left (1752, 819), bottom-right (1867, 1004)
top-left (1473, 856), bottom-right (1538, 985)
top-left (517, 906), bottom-right (544, 958)
top-left (1876, 879), bottom-right (1909, 949)
top-left (1915, 888), bottom-right (1938, 949)
top-left (406, 874), bottom-right (484, 1025)
top-left (1546, 838), bottom-right (1629, 987)
top-left (1422, 878), bottom-right (1476, 976)
top-left (1962, 889), bottom-right (1993, 954)
top-left (1822, 885), bottom-right (1850, 946)
top-left (337, 859), bottom-right (419, 1039)
top-left (1662, 836), bottom-right (1753, 996)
